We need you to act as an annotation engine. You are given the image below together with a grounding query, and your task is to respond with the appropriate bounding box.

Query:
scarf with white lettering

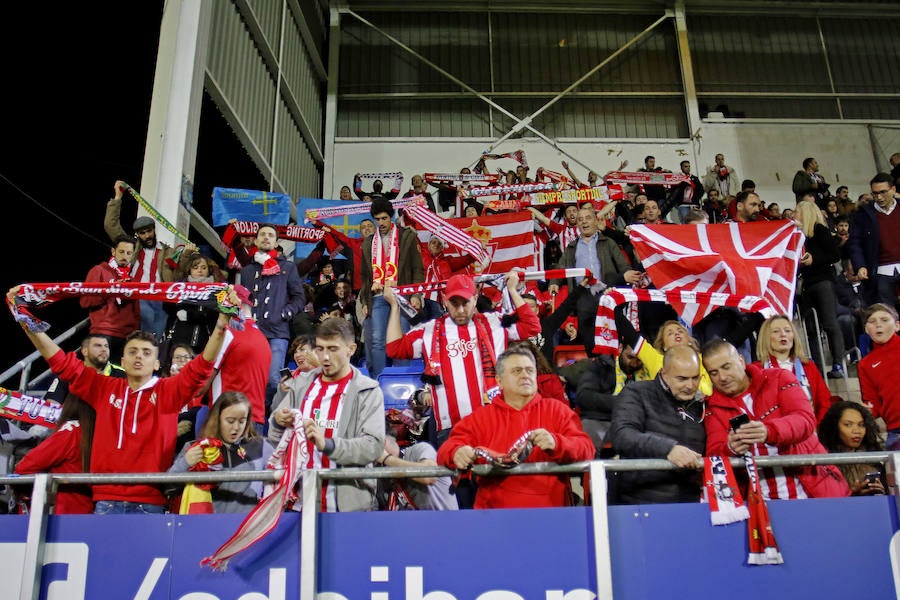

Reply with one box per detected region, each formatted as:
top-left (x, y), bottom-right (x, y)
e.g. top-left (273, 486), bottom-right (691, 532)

top-left (422, 313), bottom-right (497, 403)
top-left (464, 181), bottom-right (557, 199)
top-left (202, 412), bottom-right (309, 571)
top-left (424, 173), bottom-right (500, 184)
top-left (8, 282), bottom-right (237, 333)
top-left (0, 387), bottom-right (62, 428)
top-left (371, 225), bottom-right (399, 286)
top-left (702, 456), bottom-right (749, 525)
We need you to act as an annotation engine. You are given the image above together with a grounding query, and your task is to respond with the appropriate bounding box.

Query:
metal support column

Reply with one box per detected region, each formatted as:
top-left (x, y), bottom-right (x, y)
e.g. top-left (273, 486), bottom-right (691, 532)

top-left (140, 0), bottom-right (212, 246)
top-left (674, 0), bottom-right (702, 154)
top-left (323, 6), bottom-right (343, 197)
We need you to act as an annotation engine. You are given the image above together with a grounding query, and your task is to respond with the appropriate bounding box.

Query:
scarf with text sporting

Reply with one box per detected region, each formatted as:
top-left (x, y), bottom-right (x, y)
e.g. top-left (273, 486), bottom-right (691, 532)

top-left (303, 195), bottom-right (425, 222)
top-left (702, 456), bottom-right (749, 525)
top-left (594, 288), bottom-right (777, 355)
top-left (371, 225), bottom-right (400, 287)
top-left (602, 171), bottom-right (689, 186)
top-left (744, 455), bottom-right (783, 565)
top-left (0, 387), bottom-right (62, 428)
top-left (422, 313), bottom-right (497, 403)
top-left (424, 173), bottom-right (500, 184)
top-left (8, 282), bottom-right (237, 333)
top-left (403, 204), bottom-right (490, 265)
top-left (202, 411), bottom-right (310, 571)
top-left (224, 221), bottom-right (325, 244)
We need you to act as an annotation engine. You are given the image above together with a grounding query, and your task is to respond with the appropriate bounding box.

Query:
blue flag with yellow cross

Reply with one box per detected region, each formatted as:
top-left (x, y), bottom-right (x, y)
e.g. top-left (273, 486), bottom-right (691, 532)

top-left (211, 187), bottom-right (291, 226)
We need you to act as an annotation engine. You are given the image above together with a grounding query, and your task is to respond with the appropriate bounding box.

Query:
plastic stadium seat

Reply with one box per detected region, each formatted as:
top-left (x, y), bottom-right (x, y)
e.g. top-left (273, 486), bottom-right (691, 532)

top-left (378, 367), bottom-right (424, 411)
top-left (553, 344), bottom-right (588, 368)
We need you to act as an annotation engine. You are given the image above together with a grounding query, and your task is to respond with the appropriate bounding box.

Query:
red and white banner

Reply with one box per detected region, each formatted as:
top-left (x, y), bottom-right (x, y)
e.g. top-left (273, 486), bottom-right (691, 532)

top-left (411, 212), bottom-right (535, 274)
top-left (628, 222), bottom-right (803, 325)
top-left (604, 171), bottom-right (689, 186)
top-left (593, 288), bottom-right (776, 355)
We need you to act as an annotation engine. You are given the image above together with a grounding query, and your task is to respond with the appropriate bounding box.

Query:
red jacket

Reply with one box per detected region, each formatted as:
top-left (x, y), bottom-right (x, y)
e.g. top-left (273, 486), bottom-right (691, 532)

top-left (15, 421), bottom-right (94, 514)
top-left (753, 357), bottom-right (834, 424)
top-left (48, 349), bottom-right (215, 505)
top-left (859, 334), bottom-right (900, 429)
top-left (80, 259), bottom-right (139, 338)
top-left (436, 392), bottom-right (594, 509)
top-left (705, 363), bottom-right (848, 499)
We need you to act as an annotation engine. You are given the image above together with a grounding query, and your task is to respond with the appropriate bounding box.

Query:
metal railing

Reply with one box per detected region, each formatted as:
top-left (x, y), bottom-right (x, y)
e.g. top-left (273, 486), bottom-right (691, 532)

top-left (0, 318), bottom-right (90, 392)
top-left (3, 451), bottom-right (898, 600)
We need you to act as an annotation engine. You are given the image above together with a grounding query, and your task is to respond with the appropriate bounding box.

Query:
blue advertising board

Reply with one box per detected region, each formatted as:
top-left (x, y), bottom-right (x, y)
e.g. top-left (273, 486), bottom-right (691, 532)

top-left (1, 496), bottom-right (897, 599)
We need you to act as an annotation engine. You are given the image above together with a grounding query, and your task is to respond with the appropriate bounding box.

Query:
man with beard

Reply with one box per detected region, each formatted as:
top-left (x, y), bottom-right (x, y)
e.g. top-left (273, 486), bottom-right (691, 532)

top-left (80, 235), bottom-right (140, 362)
top-left (45, 334), bottom-right (126, 404)
top-left (104, 180), bottom-right (184, 339)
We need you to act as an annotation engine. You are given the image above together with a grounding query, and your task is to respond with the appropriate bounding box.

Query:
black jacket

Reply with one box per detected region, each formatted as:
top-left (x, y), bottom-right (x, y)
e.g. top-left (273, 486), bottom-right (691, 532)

top-left (609, 376), bottom-right (706, 505)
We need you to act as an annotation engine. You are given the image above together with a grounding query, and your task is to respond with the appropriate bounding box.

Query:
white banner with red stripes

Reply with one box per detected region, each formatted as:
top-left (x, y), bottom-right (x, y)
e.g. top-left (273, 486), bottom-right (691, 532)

top-left (402, 204), bottom-right (490, 265)
top-left (628, 222), bottom-right (803, 326)
top-left (594, 288), bottom-right (776, 355)
top-left (411, 211), bottom-right (535, 274)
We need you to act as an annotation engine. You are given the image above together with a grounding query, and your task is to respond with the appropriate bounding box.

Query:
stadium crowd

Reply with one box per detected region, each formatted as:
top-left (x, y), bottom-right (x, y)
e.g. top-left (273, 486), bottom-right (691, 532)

top-left (4, 150), bottom-right (900, 514)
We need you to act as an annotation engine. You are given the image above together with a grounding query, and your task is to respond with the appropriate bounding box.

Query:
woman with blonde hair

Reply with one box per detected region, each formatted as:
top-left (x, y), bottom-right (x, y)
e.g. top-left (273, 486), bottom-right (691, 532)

top-left (754, 314), bottom-right (833, 423)
top-left (794, 197), bottom-right (845, 379)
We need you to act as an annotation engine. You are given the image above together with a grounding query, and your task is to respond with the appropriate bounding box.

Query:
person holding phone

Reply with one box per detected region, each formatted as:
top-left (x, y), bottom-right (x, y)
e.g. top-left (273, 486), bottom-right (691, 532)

top-left (702, 339), bottom-right (849, 499)
top-left (818, 401), bottom-right (886, 496)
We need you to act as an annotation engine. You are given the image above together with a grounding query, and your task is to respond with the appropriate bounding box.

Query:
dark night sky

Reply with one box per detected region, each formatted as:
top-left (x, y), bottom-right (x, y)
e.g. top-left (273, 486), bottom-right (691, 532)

top-left (1, 4), bottom-right (267, 375)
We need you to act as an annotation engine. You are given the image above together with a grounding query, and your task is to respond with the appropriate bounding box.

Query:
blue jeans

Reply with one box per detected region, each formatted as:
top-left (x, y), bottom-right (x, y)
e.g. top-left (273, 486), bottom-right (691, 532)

top-left (365, 295), bottom-right (410, 379)
top-left (94, 500), bottom-right (166, 515)
top-left (266, 337), bottom-right (289, 416)
top-left (139, 300), bottom-right (168, 340)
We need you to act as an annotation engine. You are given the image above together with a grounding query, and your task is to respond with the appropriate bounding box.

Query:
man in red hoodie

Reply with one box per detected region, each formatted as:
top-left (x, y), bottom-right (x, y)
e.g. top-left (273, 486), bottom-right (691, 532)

top-left (436, 346), bottom-right (594, 509)
top-left (9, 285), bottom-right (239, 514)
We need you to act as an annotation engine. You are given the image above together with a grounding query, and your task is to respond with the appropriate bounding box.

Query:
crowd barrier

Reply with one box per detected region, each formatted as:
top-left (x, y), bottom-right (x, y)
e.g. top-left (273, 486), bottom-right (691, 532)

top-left (2, 452), bottom-right (899, 600)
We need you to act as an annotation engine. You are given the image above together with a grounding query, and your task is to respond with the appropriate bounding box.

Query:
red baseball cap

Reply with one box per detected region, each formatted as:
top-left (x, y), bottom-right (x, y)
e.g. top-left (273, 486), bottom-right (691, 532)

top-left (444, 274), bottom-right (476, 301)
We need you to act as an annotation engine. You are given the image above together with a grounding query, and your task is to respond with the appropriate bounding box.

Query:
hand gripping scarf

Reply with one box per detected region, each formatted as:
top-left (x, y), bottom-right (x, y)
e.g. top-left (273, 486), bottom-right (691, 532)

top-left (179, 438), bottom-right (224, 515)
top-left (473, 430), bottom-right (535, 468)
top-left (202, 411), bottom-right (309, 571)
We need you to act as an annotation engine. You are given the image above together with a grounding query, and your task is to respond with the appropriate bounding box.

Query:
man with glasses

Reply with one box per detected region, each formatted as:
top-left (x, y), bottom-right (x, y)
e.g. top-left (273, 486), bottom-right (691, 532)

top-left (848, 172), bottom-right (900, 308)
top-left (436, 346), bottom-right (594, 509)
top-left (608, 346), bottom-right (706, 504)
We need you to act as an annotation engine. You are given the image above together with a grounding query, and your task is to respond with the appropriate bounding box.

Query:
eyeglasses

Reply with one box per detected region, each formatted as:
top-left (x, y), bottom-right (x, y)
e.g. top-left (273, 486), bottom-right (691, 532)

top-left (871, 188), bottom-right (893, 197)
top-left (172, 353), bottom-right (194, 362)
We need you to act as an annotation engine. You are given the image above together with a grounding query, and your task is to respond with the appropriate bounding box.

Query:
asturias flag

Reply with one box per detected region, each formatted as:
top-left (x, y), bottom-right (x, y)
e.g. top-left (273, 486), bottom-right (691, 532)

top-left (212, 187), bottom-right (291, 227)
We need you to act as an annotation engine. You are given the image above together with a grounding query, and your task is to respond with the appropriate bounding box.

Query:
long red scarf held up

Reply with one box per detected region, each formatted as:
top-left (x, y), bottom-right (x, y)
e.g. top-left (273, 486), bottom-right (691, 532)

top-left (8, 281), bottom-right (232, 332)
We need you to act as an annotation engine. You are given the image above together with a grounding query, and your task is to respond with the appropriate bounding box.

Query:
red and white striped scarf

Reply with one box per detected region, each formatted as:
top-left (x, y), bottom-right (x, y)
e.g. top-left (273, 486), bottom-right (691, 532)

top-left (132, 245), bottom-right (160, 283)
top-left (403, 204), bottom-right (490, 264)
top-left (594, 288), bottom-right (776, 355)
top-left (304, 196), bottom-right (425, 222)
top-left (744, 455), bottom-right (784, 565)
top-left (202, 411), bottom-right (309, 571)
top-left (371, 225), bottom-right (399, 286)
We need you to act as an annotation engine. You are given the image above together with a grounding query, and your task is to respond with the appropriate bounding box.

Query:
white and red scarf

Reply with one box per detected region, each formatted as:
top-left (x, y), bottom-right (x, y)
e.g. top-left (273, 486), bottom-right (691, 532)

top-left (702, 456), bottom-right (749, 525)
top-left (371, 225), bottom-right (400, 286)
top-left (744, 455), bottom-right (784, 565)
top-left (594, 288), bottom-right (776, 355)
top-left (303, 196), bottom-right (425, 222)
top-left (202, 411), bottom-right (309, 571)
top-left (254, 250), bottom-right (281, 276)
top-left (403, 204), bottom-right (490, 265)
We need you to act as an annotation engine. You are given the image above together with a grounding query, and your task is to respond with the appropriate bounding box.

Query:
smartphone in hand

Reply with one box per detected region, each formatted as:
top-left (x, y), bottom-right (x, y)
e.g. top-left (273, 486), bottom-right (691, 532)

top-left (729, 414), bottom-right (750, 432)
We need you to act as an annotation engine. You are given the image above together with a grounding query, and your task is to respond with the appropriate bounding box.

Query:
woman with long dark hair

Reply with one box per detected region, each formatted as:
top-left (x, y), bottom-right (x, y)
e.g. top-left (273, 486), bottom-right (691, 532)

top-left (818, 401), bottom-right (885, 496)
top-left (15, 394), bottom-right (96, 514)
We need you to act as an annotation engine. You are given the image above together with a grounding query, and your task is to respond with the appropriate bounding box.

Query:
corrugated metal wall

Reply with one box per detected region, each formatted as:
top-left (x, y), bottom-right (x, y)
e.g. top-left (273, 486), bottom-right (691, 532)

top-left (205, 0), bottom-right (324, 196)
top-left (338, 11), bottom-right (688, 139)
top-left (336, 9), bottom-right (900, 138)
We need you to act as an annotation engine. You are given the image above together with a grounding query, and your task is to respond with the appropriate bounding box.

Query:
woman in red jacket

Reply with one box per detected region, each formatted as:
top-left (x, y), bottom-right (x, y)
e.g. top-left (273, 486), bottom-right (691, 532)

top-left (15, 395), bottom-right (96, 514)
top-left (753, 314), bottom-right (834, 424)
